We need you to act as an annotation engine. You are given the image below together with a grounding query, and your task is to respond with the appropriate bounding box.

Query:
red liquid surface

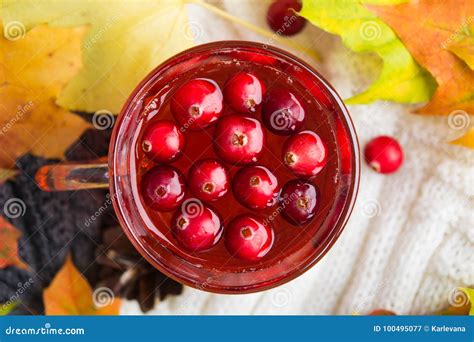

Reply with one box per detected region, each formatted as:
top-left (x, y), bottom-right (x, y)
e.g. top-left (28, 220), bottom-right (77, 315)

top-left (131, 52), bottom-right (350, 272)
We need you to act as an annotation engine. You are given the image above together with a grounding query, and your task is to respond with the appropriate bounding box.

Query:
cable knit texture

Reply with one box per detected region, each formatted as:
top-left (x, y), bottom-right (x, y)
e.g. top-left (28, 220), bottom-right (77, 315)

top-left (121, 0), bottom-right (474, 315)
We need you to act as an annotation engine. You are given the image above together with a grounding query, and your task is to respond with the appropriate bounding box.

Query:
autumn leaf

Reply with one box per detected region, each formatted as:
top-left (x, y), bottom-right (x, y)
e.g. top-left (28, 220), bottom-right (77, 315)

top-left (0, 301), bottom-right (17, 315)
top-left (451, 127), bottom-right (474, 149)
top-left (0, 168), bottom-right (17, 184)
top-left (1, 0), bottom-right (193, 114)
top-left (369, 0), bottom-right (474, 115)
top-left (0, 24), bottom-right (91, 168)
top-left (440, 288), bottom-right (474, 316)
top-left (464, 288), bottom-right (474, 315)
top-left (299, 0), bottom-right (436, 105)
top-left (44, 256), bottom-right (121, 315)
top-left (0, 216), bottom-right (27, 269)
top-left (446, 21), bottom-right (474, 70)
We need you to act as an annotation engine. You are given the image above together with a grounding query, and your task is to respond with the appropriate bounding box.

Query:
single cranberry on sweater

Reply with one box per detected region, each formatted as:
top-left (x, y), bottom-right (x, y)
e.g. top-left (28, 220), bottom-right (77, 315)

top-left (364, 136), bottom-right (403, 174)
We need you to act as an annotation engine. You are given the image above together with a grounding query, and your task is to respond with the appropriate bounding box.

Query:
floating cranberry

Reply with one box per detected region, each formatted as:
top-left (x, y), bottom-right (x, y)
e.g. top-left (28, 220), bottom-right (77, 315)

top-left (364, 136), bottom-right (403, 174)
top-left (170, 78), bottom-right (223, 130)
top-left (283, 130), bottom-right (327, 177)
top-left (188, 159), bottom-right (229, 202)
top-left (172, 202), bottom-right (222, 252)
top-left (225, 214), bottom-right (274, 261)
top-left (262, 88), bottom-right (305, 135)
top-left (233, 166), bottom-right (280, 209)
top-left (213, 114), bottom-right (265, 165)
top-left (280, 180), bottom-right (318, 225)
top-left (224, 72), bottom-right (265, 113)
top-left (140, 165), bottom-right (185, 211)
top-left (141, 120), bottom-right (184, 162)
top-left (266, 0), bottom-right (306, 36)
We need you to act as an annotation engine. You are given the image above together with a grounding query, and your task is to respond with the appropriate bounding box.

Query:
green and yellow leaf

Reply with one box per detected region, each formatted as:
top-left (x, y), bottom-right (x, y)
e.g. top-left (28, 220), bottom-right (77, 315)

top-left (299, 0), bottom-right (436, 105)
top-left (370, 0), bottom-right (474, 115)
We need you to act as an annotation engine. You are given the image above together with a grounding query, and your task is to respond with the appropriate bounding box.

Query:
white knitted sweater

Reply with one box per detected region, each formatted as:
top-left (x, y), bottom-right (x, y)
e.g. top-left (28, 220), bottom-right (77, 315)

top-left (122, 0), bottom-right (474, 315)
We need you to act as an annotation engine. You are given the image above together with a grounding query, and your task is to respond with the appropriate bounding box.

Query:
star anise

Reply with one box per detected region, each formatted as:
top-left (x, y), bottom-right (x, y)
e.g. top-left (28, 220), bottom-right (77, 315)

top-left (94, 226), bottom-right (183, 312)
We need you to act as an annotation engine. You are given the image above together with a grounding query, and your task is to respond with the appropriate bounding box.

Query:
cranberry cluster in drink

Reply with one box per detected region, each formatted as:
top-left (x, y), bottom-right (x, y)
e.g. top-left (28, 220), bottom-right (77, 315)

top-left (134, 51), bottom-right (348, 269)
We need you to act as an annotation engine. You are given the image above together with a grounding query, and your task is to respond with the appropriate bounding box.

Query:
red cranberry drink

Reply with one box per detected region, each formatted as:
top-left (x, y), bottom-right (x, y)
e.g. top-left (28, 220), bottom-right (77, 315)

top-left (109, 42), bottom-right (359, 293)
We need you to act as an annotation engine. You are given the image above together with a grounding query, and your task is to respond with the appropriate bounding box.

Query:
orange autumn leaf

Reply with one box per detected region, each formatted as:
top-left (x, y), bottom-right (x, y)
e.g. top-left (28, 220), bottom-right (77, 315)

top-left (447, 21), bottom-right (474, 71)
top-left (439, 288), bottom-right (474, 316)
top-left (0, 216), bottom-right (27, 269)
top-left (369, 1), bottom-right (474, 115)
top-left (451, 127), bottom-right (474, 149)
top-left (43, 256), bottom-right (121, 315)
top-left (0, 24), bottom-right (90, 168)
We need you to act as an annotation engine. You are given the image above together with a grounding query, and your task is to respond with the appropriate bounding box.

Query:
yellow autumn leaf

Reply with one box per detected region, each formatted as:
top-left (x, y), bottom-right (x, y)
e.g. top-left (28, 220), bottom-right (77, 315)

top-left (446, 21), bottom-right (474, 71)
top-left (1, 0), bottom-right (193, 114)
top-left (44, 256), bottom-right (121, 315)
top-left (451, 128), bottom-right (474, 149)
top-left (0, 24), bottom-right (90, 168)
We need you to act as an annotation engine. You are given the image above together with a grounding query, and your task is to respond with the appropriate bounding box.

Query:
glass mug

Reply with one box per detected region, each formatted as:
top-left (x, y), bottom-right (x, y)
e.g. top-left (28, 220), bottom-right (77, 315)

top-left (36, 41), bottom-right (360, 294)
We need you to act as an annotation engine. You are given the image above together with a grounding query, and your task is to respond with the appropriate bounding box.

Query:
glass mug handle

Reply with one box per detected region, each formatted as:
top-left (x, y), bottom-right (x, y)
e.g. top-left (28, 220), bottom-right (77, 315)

top-left (35, 157), bottom-right (109, 191)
